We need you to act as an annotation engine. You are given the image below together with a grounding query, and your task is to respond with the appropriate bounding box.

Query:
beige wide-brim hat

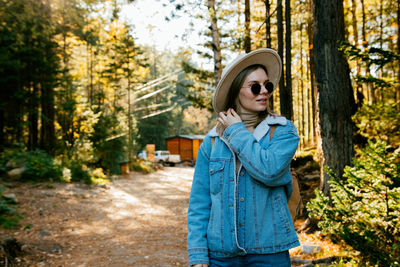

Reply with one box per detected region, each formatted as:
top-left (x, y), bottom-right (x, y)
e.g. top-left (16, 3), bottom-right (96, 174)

top-left (213, 48), bottom-right (282, 114)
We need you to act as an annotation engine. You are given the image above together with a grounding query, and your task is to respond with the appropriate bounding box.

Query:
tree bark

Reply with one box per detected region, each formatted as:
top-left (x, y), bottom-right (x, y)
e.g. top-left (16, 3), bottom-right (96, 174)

top-left (265, 0), bottom-right (273, 109)
top-left (277, 0), bottom-right (285, 115)
top-left (207, 0), bottom-right (222, 85)
top-left (379, 0), bottom-right (384, 102)
top-left (300, 23), bottom-right (305, 148)
top-left (40, 81), bottom-right (56, 154)
top-left (127, 45), bottom-right (132, 162)
top-left (237, 0), bottom-right (242, 53)
top-left (350, 0), bottom-right (358, 46)
top-left (360, 0), bottom-right (373, 104)
top-left (283, 0), bottom-right (293, 120)
top-left (350, 0), bottom-right (364, 110)
top-left (312, 0), bottom-right (356, 195)
top-left (0, 112), bottom-right (3, 149)
top-left (28, 84), bottom-right (39, 150)
top-left (350, 0), bottom-right (360, 75)
top-left (307, 0), bottom-right (318, 145)
top-left (40, 0), bottom-right (56, 154)
top-left (397, 0), bottom-right (400, 105)
top-left (244, 0), bottom-right (251, 52)
top-left (265, 0), bottom-right (272, 48)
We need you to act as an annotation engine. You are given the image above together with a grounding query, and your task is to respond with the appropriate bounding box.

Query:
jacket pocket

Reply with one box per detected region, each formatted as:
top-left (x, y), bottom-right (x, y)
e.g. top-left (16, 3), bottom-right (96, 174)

top-left (207, 194), bottom-right (223, 251)
top-left (274, 195), bottom-right (291, 234)
top-left (209, 161), bottom-right (224, 195)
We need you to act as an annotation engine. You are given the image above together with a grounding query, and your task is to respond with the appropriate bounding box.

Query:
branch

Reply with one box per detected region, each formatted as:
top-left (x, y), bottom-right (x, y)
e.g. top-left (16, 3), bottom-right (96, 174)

top-left (256, 7), bottom-right (278, 34)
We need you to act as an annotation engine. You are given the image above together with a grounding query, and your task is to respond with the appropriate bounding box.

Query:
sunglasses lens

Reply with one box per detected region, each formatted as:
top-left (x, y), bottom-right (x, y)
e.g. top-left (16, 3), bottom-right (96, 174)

top-left (266, 82), bottom-right (274, 93)
top-left (250, 83), bottom-right (261, 95)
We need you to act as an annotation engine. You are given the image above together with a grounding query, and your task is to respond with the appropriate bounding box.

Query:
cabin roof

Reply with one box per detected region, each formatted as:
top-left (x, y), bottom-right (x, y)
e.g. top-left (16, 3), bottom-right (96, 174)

top-left (166, 135), bottom-right (205, 140)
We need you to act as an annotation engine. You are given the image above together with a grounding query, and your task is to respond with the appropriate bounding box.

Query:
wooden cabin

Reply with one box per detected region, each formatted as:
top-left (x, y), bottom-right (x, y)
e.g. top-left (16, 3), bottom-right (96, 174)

top-left (166, 135), bottom-right (204, 163)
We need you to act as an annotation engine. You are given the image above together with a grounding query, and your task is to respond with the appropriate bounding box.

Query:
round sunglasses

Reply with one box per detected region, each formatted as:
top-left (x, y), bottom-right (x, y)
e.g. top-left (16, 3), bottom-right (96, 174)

top-left (246, 81), bottom-right (274, 95)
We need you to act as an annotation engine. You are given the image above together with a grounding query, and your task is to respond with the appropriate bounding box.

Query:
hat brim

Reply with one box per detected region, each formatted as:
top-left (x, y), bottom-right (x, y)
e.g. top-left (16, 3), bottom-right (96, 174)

top-left (212, 48), bottom-right (282, 114)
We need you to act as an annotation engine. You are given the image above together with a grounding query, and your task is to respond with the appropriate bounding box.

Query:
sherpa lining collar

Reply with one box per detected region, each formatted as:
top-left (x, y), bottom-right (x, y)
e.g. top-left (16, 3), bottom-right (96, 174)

top-left (209, 115), bottom-right (287, 141)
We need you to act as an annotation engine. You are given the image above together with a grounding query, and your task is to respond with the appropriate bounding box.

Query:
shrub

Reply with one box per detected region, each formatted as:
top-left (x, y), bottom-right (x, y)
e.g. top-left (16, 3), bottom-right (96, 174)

top-left (68, 161), bottom-right (110, 184)
top-left (69, 160), bottom-right (91, 184)
top-left (0, 185), bottom-right (21, 229)
top-left (353, 102), bottom-right (400, 148)
top-left (1, 148), bottom-right (63, 182)
top-left (89, 168), bottom-right (109, 184)
top-left (90, 113), bottom-right (127, 175)
top-left (307, 140), bottom-right (400, 266)
top-left (0, 144), bottom-right (25, 175)
top-left (130, 159), bottom-right (155, 174)
top-left (0, 148), bottom-right (62, 182)
top-left (20, 150), bottom-right (63, 182)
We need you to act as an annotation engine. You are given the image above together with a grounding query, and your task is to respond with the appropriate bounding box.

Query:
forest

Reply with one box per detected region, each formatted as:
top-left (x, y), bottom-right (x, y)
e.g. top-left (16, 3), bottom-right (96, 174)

top-left (0, 0), bottom-right (399, 266)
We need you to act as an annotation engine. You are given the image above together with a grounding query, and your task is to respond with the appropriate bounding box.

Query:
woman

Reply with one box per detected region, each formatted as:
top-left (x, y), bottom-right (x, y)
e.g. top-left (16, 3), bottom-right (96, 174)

top-left (187, 48), bottom-right (300, 267)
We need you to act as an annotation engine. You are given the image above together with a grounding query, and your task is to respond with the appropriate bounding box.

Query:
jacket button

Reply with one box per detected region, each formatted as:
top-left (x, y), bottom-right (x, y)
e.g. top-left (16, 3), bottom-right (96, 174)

top-left (240, 197), bottom-right (244, 202)
top-left (240, 171), bottom-right (244, 176)
top-left (239, 222), bottom-right (243, 227)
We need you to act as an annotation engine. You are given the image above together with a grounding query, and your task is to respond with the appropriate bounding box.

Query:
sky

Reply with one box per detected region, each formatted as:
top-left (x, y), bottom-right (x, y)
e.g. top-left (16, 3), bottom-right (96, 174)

top-left (119, 0), bottom-right (233, 71)
top-left (120, 0), bottom-right (202, 52)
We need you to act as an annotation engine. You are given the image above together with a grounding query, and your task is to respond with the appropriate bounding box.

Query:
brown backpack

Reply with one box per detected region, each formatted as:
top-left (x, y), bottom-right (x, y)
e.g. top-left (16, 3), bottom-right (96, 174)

top-left (210, 125), bottom-right (303, 223)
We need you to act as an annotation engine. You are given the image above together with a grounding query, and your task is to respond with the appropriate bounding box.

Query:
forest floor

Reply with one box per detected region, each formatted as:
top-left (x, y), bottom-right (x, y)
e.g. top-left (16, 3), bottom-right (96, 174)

top-left (0, 166), bottom-right (349, 267)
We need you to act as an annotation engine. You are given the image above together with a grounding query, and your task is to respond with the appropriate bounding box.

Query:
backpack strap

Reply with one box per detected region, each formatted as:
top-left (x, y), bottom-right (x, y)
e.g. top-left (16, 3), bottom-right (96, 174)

top-left (270, 125), bottom-right (276, 141)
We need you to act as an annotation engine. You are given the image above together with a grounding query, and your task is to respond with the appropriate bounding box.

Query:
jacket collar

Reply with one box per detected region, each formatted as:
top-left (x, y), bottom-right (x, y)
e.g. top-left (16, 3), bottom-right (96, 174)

top-left (209, 115), bottom-right (287, 141)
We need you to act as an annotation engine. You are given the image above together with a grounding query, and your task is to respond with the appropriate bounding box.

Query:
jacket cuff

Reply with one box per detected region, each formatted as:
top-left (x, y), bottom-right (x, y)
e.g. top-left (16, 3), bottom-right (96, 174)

top-left (188, 248), bottom-right (209, 266)
top-left (223, 122), bottom-right (246, 141)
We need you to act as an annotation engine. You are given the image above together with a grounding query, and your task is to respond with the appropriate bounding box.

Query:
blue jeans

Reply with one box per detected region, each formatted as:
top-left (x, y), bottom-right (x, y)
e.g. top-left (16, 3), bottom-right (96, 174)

top-left (209, 251), bottom-right (291, 267)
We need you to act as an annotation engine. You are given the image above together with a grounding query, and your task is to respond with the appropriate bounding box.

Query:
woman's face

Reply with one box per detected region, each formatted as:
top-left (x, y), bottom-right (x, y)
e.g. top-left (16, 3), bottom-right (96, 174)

top-left (238, 67), bottom-right (271, 113)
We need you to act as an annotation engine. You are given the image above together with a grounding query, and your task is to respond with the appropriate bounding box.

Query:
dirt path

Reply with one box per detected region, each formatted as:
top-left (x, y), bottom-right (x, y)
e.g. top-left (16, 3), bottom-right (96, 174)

top-left (1, 166), bottom-right (346, 266)
top-left (0, 167), bottom-right (194, 267)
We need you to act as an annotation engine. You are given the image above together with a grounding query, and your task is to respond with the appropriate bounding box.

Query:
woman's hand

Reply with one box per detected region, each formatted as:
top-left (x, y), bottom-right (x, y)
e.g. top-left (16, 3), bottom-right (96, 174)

top-left (218, 108), bottom-right (242, 127)
top-left (191, 264), bottom-right (208, 267)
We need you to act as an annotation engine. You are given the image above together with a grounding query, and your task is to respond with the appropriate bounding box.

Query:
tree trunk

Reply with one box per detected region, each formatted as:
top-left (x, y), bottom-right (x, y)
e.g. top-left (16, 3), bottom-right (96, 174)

top-left (127, 47), bottom-right (132, 162)
top-left (0, 111), bottom-right (3, 149)
top-left (40, 0), bottom-right (56, 154)
top-left (350, 0), bottom-right (364, 110)
top-left (244, 0), bottom-right (251, 52)
top-left (40, 81), bottom-right (56, 154)
top-left (312, 0), bottom-right (356, 195)
top-left (28, 84), bottom-right (39, 150)
top-left (397, 0), bottom-right (400, 105)
top-left (87, 43), bottom-right (94, 106)
top-left (264, 0), bottom-right (274, 110)
top-left (300, 23), bottom-right (305, 148)
top-left (350, 0), bottom-right (360, 75)
top-left (360, 0), bottom-right (373, 104)
top-left (265, 0), bottom-right (272, 48)
top-left (283, 0), bottom-right (293, 120)
top-left (379, 0), bottom-right (384, 102)
top-left (307, 0), bottom-right (318, 145)
top-left (350, 0), bottom-right (358, 46)
top-left (237, 0), bottom-right (242, 53)
top-left (207, 0), bottom-right (222, 85)
top-left (277, 0), bottom-right (285, 115)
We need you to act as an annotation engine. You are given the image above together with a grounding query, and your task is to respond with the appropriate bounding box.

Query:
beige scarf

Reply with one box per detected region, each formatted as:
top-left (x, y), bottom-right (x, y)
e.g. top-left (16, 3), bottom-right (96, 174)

top-left (216, 98), bottom-right (261, 136)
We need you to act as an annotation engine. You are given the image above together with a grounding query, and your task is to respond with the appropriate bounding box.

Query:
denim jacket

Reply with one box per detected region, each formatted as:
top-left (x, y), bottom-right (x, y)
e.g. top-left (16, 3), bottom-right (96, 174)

top-left (187, 115), bottom-right (300, 266)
